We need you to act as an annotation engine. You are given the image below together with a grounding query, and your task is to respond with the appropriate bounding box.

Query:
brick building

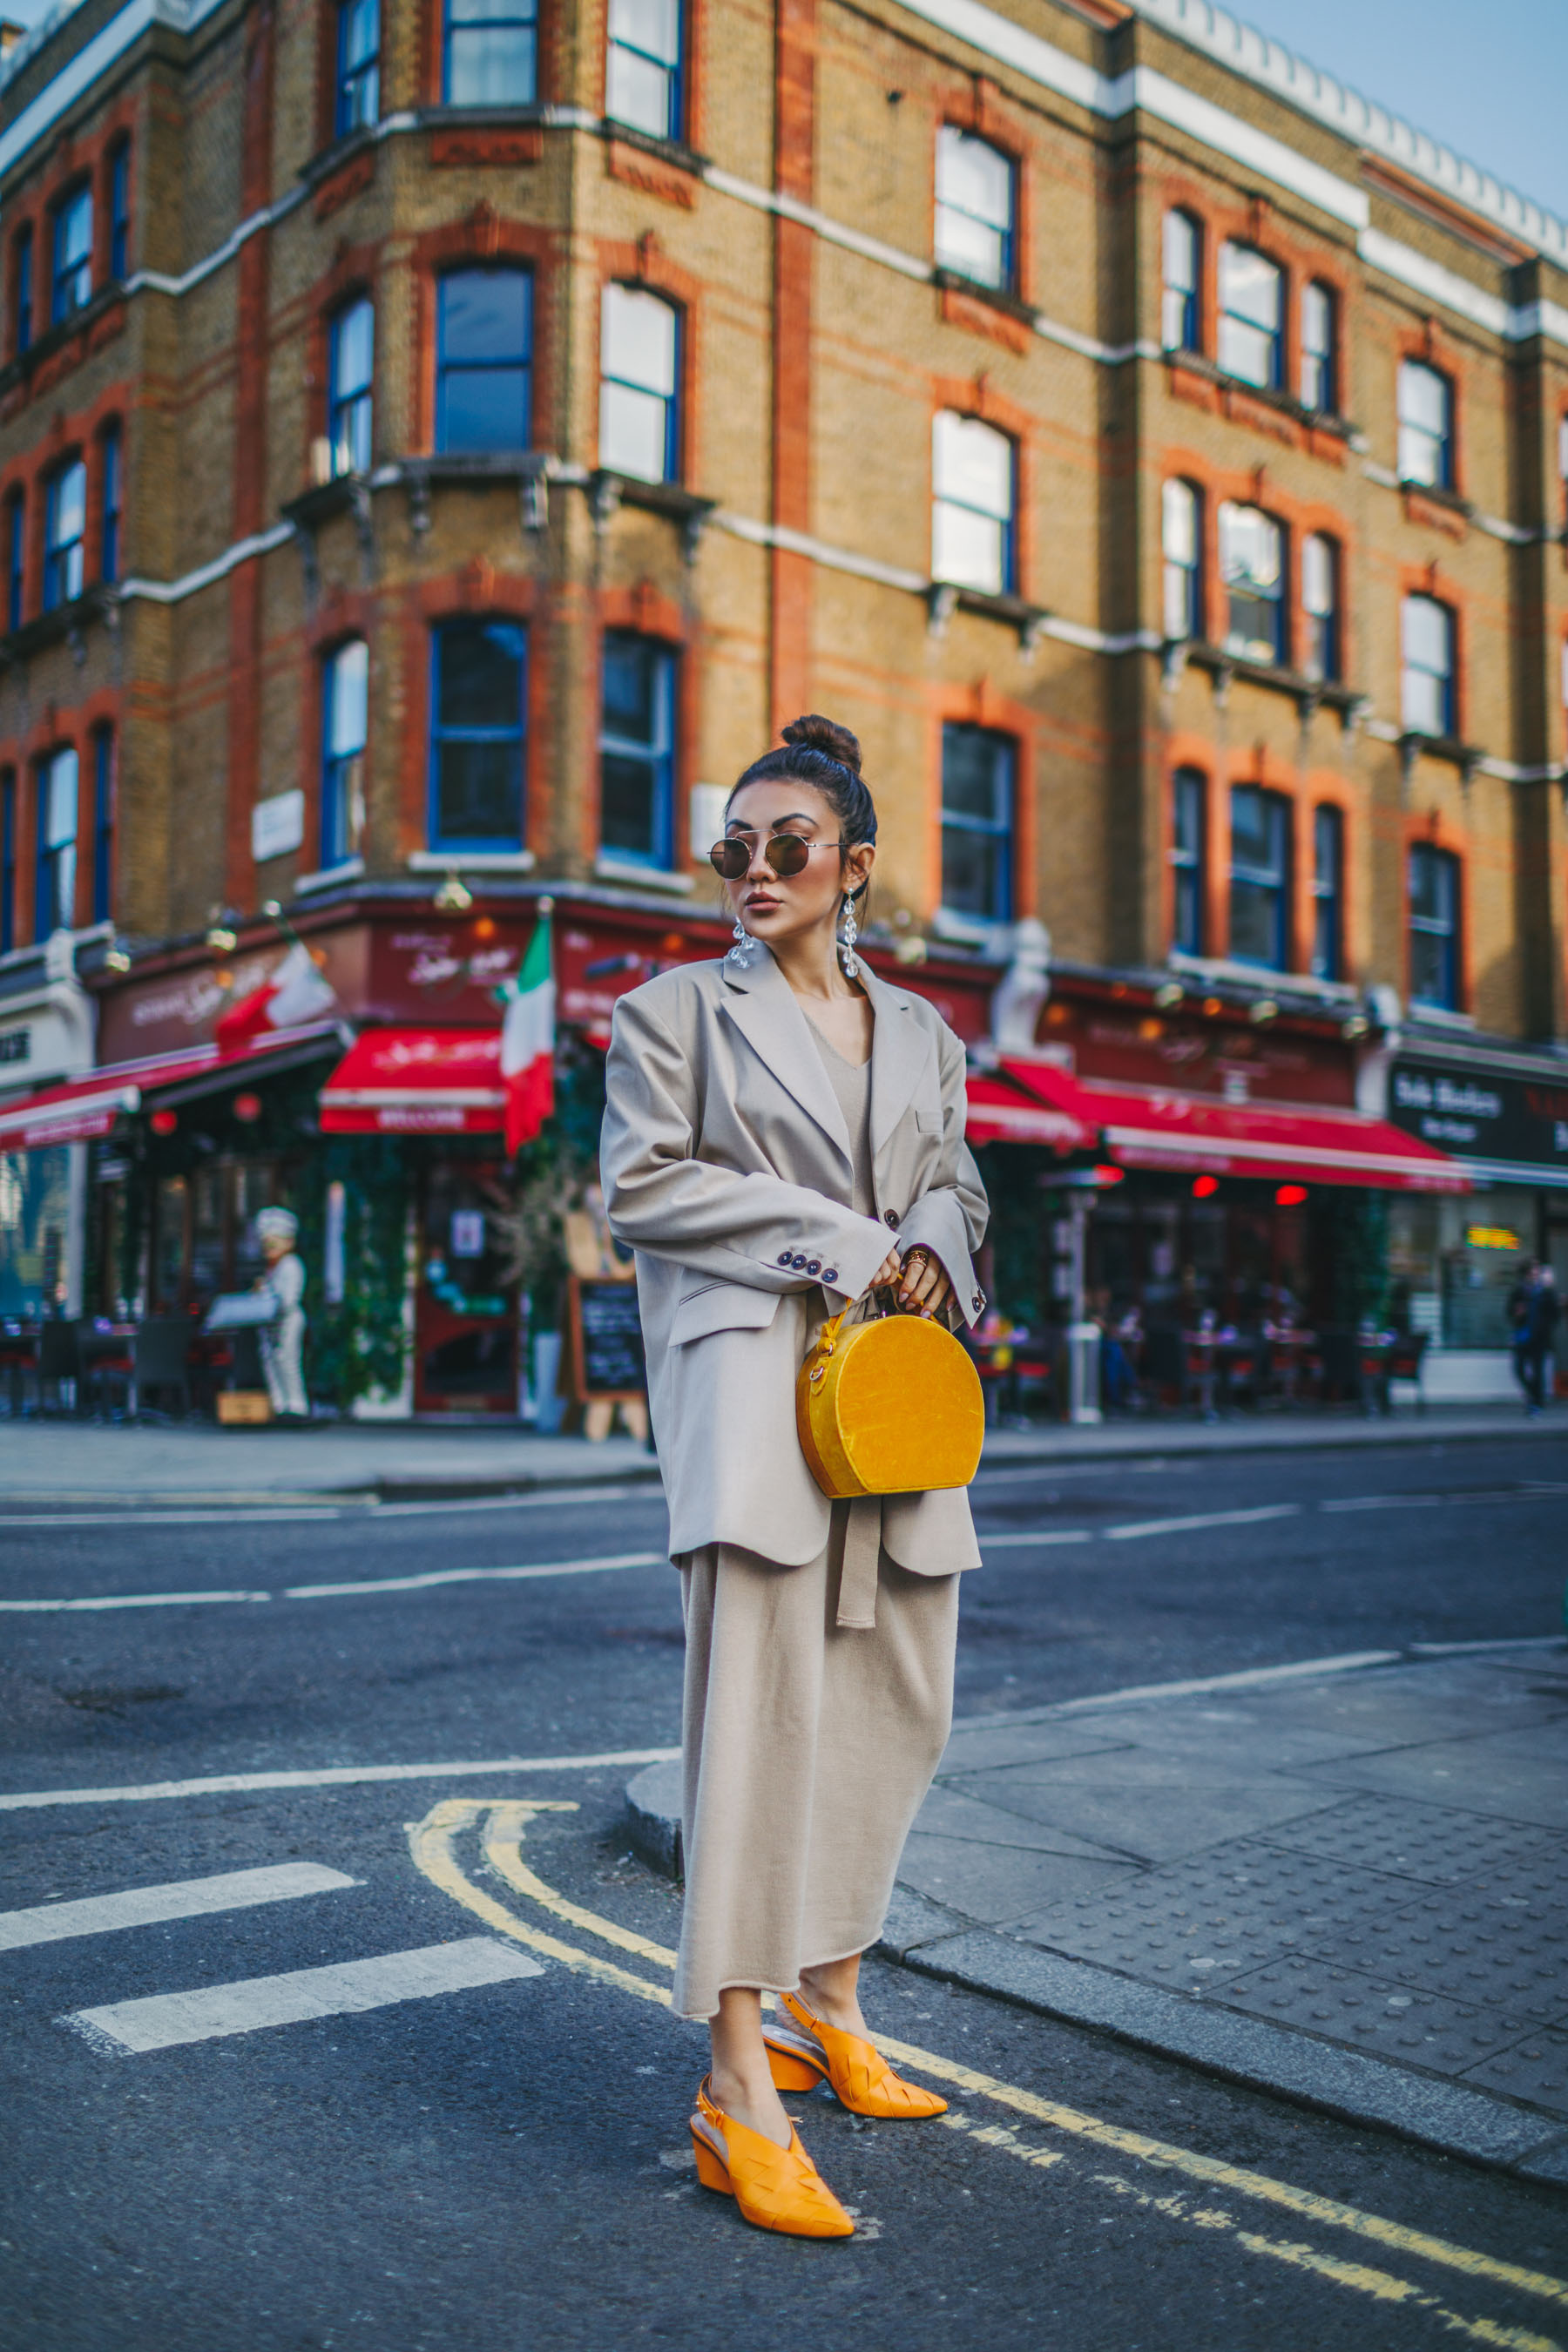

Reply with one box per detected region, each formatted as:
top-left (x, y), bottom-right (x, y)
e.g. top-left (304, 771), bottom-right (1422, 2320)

top-left (0, 0), bottom-right (1565, 1403)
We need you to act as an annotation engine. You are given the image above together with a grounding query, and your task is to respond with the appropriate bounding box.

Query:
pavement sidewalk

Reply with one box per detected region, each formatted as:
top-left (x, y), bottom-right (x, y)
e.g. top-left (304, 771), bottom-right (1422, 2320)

top-left (0, 1401), bottom-right (1560, 1504)
top-left (626, 1646), bottom-right (1568, 2184)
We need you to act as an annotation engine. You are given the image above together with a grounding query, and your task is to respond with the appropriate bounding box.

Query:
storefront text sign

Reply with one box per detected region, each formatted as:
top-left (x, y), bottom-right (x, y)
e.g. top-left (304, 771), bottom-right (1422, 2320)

top-left (1389, 1058), bottom-right (1568, 1174)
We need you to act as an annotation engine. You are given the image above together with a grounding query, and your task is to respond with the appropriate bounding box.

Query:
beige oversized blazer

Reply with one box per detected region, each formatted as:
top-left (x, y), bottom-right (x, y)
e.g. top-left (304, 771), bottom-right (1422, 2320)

top-left (599, 944), bottom-right (990, 1575)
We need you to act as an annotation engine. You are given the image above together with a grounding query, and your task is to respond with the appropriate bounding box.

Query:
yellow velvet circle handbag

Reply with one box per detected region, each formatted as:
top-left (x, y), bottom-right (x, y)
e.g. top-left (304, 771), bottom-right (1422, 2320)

top-left (794, 1290), bottom-right (985, 1500)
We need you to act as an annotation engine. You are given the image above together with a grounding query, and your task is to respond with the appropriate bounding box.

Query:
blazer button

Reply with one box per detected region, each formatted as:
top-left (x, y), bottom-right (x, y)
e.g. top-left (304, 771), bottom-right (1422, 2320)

top-left (972, 1288), bottom-right (984, 1311)
top-left (806, 1260), bottom-right (821, 1276)
top-left (777, 1252), bottom-right (793, 1266)
top-left (883, 1209), bottom-right (899, 1227)
top-left (822, 1268), bottom-right (838, 1286)
top-left (792, 1254), bottom-right (808, 1270)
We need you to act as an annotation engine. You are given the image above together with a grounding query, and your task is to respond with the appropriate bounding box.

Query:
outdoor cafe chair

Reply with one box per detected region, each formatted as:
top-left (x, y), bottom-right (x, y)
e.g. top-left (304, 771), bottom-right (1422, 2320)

top-left (129, 1315), bottom-right (197, 1419)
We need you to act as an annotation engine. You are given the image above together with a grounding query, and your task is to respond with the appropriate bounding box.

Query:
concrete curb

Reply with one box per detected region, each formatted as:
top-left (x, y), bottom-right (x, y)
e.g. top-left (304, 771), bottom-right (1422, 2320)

top-left (622, 1769), bottom-right (1568, 2187)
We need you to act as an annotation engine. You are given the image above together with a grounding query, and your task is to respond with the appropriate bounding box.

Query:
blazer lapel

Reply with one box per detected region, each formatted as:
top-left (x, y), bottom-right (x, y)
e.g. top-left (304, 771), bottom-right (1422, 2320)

top-left (720, 947), bottom-right (853, 1166)
top-left (863, 963), bottom-right (935, 1159)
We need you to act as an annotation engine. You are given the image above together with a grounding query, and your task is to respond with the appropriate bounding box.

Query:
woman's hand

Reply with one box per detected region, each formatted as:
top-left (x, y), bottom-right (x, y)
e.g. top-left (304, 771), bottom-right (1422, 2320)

top-left (896, 1246), bottom-right (952, 1319)
top-left (870, 1247), bottom-right (902, 1292)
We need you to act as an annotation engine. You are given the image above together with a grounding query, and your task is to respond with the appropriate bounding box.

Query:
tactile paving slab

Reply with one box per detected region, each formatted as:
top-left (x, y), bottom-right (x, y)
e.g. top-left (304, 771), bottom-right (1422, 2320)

top-left (1304, 1869), bottom-right (1568, 2024)
top-left (1458, 2029), bottom-right (1568, 2116)
top-left (1008, 1840), bottom-right (1417, 1984)
top-left (1258, 1795), bottom-right (1560, 1885)
top-left (1211, 1953), bottom-right (1535, 2078)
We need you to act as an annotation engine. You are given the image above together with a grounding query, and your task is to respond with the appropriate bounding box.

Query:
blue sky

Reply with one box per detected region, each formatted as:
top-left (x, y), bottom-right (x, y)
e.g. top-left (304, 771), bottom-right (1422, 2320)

top-left (1166, 0), bottom-right (1568, 221)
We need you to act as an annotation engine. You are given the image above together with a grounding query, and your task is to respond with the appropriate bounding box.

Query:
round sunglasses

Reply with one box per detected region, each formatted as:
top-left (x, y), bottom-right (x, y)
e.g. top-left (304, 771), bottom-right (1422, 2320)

top-left (708, 833), bottom-right (844, 881)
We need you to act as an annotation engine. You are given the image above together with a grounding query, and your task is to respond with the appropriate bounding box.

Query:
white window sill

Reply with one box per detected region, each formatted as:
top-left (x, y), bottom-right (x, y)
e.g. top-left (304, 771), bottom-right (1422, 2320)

top-left (593, 856), bottom-right (694, 894)
top-left (1167, 952), bottom-right (1356, 1004)
top-left (294, 857), bottom-right (364, 895)
top-left (1406, 1003), bottom-right (1476, 1031)
top-left (407, 849), bottom-right (535, 873)
top-left (931, 907), bottom-right (1006, 950)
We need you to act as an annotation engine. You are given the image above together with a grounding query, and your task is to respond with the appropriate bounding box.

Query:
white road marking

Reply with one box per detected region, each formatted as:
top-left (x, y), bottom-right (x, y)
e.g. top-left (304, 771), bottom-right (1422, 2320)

top-left (0, 1511), bottom-right (344, 1527)
top-left (1320, 1494), bottom-right (1444, 1513)
top-left (1409, 1635), bottom-right (1567, 1656)
top-left (0, 1864), bottom-right (355, 1951)
top-left (0, 1746), bottom-right (682, 1812)
top-left (0, 1487), bottom-right (658, 1528)
top-left (62, 1936), bottom-right (543, 2053)
top-left (0, 1591), bottom-right (272, 1613)
top-left (1044, 1651), bottom-right (1400, 1713)
top-left (284, 1552), bottom-right (663, 1598)
top-left (977, 1530), bottom-right (1092, 1549)
top-left (1103, 1504), bottom-right (1301, 1541)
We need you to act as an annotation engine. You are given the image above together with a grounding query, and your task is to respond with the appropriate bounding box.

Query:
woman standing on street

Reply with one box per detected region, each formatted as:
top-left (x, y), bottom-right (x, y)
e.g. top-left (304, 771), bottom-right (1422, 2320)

top-left (600, 714), bottom-right (989, 2238)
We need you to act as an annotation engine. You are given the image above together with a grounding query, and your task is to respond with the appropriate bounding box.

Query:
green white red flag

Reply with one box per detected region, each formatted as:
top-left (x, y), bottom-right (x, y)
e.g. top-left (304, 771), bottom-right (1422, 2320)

top-left (498, 911), bottom-right (554, 1153)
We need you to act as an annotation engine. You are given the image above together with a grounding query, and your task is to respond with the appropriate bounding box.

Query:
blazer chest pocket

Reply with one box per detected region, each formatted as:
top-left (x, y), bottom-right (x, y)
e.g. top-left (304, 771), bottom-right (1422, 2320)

top-left (915, 1110), bottom-right (943, 1134)
top-left (670, 1281), bottom-right (781, 1348)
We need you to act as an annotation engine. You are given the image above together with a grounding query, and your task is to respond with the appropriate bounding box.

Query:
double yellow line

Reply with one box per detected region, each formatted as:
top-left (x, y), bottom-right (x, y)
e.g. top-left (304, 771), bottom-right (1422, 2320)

top-left (409, 1799), bottom-right (1565, 2349)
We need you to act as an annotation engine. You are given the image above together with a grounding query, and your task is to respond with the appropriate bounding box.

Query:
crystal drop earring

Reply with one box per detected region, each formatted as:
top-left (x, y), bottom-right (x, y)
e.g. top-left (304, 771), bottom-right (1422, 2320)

top-left (727, 914), bottom-right (755, 967)
top-left (839, 892), bottom-right (860, 981)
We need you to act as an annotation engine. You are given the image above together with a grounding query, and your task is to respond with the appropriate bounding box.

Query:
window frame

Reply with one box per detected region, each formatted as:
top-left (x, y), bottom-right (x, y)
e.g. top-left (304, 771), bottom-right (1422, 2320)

top-left (34, 744), bottom-right (78, 941)
top-left (1227, 782), bottom-right (1291, 971)
top-left (443, 0), bottom-right (537, 107)
top-left (598, 281), bottom-right (681, 484)
top-left (1301, 531), bottom-right (1339, 684)
top-left (108, 143), bottom-right (131, 282)
top-left (51, 183), bottom-right (93, 326)
top-left (328, 294), bottom-right (375, 477)
top-left (605, 0), bottom-right (684, 145)
top-left (13, 226), bottom-right (31, 357)
top-left (1401, 592), bottom-right (1456, 740)
top-left (939, 721), bottom-right (1015, 926)
top-left (1309, 802), bottom-right (1342, 982)
top-left (1161, 209), bottom-right (1201, 355)
top-left (427, 617), bottom-right (528, 855)
top-left (1171, 767), bottom-right (1206, 956)
top-left (99, 422), bottom-right (122, 584)
top-left (933, 125), bottom-right (1017, 294)
top-left (930, 409), bottom-right (1017, 599)
top-left (1299, 279), bottom-right (1336, 415)
top-left (598, 630), bottom-right (678, 870)
top-left (321, 638), bottom-right (369, 871)
top-left (1218, 500), bottom-right (1286, 667)
top-left (0, 770), bottom-right (14, 953)
top-left (91, 728), bottom-right (113, 925)
top-left (1217, 240), bottom-right (1284, 391)
top-left (435, 267), bottom-right (533, 456)
top-left (1161, 477), bottom-right (1202, 642)
top-left (335, 0), bottom-right (381, 136)
top-left (1408, 841), bottom-right (1460, 1011)
top-left (1397, 359), bottom-right (1454, 491)
top-left (6, 490), bottom-right (24, 632)
top-left (43, 457), bottom-right (87, 613)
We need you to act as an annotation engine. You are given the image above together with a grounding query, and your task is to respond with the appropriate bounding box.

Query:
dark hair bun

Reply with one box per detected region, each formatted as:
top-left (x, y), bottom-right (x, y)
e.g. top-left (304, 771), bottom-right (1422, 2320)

top-left (781, 713), bottom-right (862, 774)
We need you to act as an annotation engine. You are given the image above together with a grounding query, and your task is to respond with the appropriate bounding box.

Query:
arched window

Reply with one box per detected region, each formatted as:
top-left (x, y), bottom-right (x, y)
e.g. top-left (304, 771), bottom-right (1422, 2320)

top-left (429, 619), bottom-right (526, 851)
top-left (1310, 805), bottom-right (1342, 982)
top-left (1171, 768), bottom-right (1206, 955)
top-left (322, 639), bottom-right (368, 869)
top-left (1397, 361), bottom-right (1453, 489)
top-left (44, 458), bottom-right (86, 611)
top-left (606, 0), bottom-right (682, 143)
top-left (1300, 281), bottom-right (1335, 413)
top-left (1162, 478), bottom-right (1201, 640)
top-left (1161, 210), bottom-right (1200, 353)
top-left (91, 729), bottom-right (114, 924)
top-left (0, 771), bottom-right (15, 952)
top-left (598, 285), bottom-right (679, 483)
top-left (108, 142), bottom-right (131, 280)
top-left (1402, 595), bottom-right (1456, 738)
top-left (1228, 785), bottom-right (1290, 970)
top-left (1218, 242), bottom-right (1282, 389)
top-left (6, 490), bottom-right (24, 630)
top-left (12, 226), bottom-right (31, 356)
top-left (329, 296), bottom-right (375, 476)
top-left (935, 128), bottom-right (1016, 292)
top-left (34, 746), bottom-right (78, 938)
top-left (99, 422), bottom-right (122, 583)
top-left (51, 186), bottom-right (92, 323)
top-left (436, 269), bottom-right (531, 453)
top-left (1301, 532), bottom-right (1339, 683)
top-left (443, 0), bottom-right (535, 105)
top-left (1409, 843), bottom-right (1459, 1010)
top-left (600, 632), bottom-right (676, 868)
top-left (1219, 502), bottom-right (1283, 665)
top-left (335, 0), bottom-right (380, 133)
top-left (931, 411), bottom-right (1015, 597)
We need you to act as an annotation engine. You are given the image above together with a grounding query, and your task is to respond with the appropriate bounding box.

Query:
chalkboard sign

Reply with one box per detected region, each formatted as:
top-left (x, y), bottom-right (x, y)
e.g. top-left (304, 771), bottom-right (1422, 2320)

top-left (567, 1274), bottom-right (646, 1402)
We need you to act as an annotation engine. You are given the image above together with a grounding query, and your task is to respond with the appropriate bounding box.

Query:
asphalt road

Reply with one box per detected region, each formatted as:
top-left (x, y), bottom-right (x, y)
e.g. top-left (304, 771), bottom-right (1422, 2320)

top-left (2, 1433), bottom-right (1566, 2350)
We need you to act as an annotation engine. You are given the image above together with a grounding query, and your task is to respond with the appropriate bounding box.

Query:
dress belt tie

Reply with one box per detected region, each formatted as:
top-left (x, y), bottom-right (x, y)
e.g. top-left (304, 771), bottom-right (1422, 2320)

top-left (836, 1495), bottom-right (883, 1632)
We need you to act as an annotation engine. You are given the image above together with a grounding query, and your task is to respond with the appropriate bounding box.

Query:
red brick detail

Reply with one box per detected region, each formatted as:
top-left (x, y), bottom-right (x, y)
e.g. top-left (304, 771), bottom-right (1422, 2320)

top-left (605, 139), bottom-right (697, 209)
top-left (225, 0), bottom-right (276, 908)
top-left (1402, 486), bottom-right (1469, 543)
top-left (769, 0), bottom-right (815, 736)
top-left (1168, 362), bottom-right (1220, 416)
top-left (314, 148), bottom-right (378, 220)
top-left (1221, 382), bottom-right (1300, 449)
top-left (1307, 423), bottom-right (1346, 469)
top-left (940, 284), bottom-right (1031, 357)
top-left (429, 125), bottom-right (543, 169)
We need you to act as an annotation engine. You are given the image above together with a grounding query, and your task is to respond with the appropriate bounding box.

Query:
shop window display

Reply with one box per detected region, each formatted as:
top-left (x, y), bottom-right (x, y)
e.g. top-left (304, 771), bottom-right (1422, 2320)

top-left (1386, 1187), bottom-right (1542, 1350)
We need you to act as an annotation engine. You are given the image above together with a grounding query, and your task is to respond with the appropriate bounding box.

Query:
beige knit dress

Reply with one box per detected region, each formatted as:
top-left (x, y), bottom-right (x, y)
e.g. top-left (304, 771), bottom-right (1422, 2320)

top-left (672, 1021), bottom-right (962, 2022)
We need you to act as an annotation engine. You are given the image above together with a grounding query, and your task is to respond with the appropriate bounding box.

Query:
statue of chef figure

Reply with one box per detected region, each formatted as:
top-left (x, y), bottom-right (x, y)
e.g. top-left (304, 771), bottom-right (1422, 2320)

top-left (254, 1206), bottom-right (308, 1421)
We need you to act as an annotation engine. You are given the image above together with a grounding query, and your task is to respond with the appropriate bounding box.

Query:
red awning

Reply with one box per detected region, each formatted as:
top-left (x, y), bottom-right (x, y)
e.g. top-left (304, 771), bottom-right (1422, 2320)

top-left (965, 1071), bottom-right (1098, 1152)
top-left (1001, 1059), bottom-right (1468, 1193)
top-left (0, 1023), bottom-right (341, 1151)
top-left (318, 1028), bottom-right (505, 1134)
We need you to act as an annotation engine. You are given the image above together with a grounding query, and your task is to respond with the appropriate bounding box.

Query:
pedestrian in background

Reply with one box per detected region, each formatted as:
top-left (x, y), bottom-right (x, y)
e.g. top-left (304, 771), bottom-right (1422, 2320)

top-left (1512, 1261), bottom-right (1558, 1417)
top-left (254, 1206), bottom-right (308, 1423)
top-left (601, 714), bottom-right (989, 2239)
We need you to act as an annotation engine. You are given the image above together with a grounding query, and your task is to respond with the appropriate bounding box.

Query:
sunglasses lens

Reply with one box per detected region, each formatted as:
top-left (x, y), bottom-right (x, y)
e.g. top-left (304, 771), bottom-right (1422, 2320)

top-left (709, 841), bottom-right (749, 878)
top-left (765, 835), bottom-right (810, 877)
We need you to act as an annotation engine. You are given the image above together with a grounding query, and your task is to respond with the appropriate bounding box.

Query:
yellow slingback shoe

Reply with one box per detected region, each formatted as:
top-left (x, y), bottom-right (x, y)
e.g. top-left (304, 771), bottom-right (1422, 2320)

top-left (688, 2077), bottom-right (855, 2238)
top-left (764, 1990), bottom-right (949, 2119)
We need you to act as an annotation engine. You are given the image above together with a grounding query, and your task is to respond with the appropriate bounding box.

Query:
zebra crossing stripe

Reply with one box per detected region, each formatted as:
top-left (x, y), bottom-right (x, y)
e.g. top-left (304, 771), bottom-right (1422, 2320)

top-left (62, 1936), bottom-right (544, 2053)
top-left (0, 1864), bottom-right (355, 1952)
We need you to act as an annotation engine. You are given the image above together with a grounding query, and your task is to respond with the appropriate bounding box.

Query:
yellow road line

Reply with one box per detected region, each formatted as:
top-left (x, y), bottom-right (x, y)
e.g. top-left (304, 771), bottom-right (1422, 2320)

top-left (406, 1798), bottom-right (1568, 2322)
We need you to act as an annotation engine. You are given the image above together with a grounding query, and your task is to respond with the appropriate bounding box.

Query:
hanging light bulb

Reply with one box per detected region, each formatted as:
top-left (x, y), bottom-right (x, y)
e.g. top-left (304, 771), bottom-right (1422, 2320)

top-left (435, 871), bottom-right (473, 912)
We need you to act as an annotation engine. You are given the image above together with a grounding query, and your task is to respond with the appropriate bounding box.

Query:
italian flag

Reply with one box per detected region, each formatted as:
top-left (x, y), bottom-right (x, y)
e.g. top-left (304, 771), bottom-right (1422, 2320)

top-left (216, 940), bottom-right (337, 1049)
top-left (498, 910), bottom-right (555, 1153)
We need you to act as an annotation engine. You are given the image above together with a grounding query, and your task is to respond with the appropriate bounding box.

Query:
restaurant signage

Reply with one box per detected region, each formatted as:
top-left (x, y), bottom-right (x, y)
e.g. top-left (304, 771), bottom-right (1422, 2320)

top-left (1388, 1057), bottom-right (1568, 1178)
